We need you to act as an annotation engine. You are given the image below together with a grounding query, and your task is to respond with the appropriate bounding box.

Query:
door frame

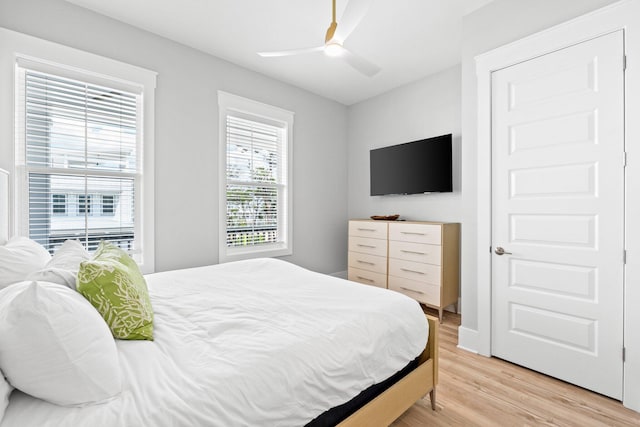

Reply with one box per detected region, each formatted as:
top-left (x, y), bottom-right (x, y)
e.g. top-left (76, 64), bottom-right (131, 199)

top-left (475, 0), bottom-right (640, 411)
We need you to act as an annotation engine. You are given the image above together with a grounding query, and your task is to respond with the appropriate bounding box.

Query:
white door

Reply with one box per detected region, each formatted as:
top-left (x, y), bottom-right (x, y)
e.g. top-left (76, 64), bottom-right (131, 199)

top-left (491, 31), bottom-right (624, 399)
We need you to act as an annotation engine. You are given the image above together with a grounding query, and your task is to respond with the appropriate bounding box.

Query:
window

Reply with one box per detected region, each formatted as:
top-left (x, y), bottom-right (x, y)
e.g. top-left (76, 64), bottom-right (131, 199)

top-left (78, 194), bottom-right (92, 215)
top-left (19, 69), bottom-right (133, 252)
top-left (218, 92), bottom-right (293, 262)
top-left (52, 194), bottom-right (66, 215)
top-left (14, 51), bottom-right (156, 272)
top-left (102, 195), bottom-right (116, 215)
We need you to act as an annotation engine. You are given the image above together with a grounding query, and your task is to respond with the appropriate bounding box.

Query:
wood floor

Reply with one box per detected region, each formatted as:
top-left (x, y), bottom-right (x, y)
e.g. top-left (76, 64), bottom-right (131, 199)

top-left (392, 311), bottom-right (640, 427)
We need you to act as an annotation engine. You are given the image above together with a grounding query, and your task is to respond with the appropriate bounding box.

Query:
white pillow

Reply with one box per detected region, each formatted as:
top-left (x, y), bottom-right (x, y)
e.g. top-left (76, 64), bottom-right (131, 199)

top-left (0, 371), bottom-right (12, 423)
top-left (0, 281), bottom-right (122, 406)
top-left (0, 237), bottom-right (51, 289)
top-left (27, 240), bottom-right (90, 289)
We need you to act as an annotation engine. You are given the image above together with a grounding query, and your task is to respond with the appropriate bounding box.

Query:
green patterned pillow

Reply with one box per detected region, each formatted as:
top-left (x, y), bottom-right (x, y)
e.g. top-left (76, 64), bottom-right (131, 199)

top-left (77, 242), bottom-right (154, 340)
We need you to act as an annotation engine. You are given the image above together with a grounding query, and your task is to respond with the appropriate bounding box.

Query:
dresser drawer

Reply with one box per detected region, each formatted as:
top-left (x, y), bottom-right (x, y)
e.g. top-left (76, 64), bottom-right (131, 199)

top-left (348, 252), bottom-right (387, 275)
top-left (389, 258), bottom-right (441, 284)
top-left (348, 267), bottom-right (387, 288)
top-left (389, 241), bottom-right (442, 265)
top-left (389, 276), bottom-right (440, 306)
top-left (349, 221), bottom-right (387, 239)
top-left (348, 236), bottom-right (388, 257)
top-left (389, 223), bottom-right (442, 245)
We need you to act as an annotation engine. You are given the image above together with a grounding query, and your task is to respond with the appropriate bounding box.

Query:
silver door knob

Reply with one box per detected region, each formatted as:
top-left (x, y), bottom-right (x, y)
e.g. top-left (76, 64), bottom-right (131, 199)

top-left (494, 247), bottom-right (512, 255)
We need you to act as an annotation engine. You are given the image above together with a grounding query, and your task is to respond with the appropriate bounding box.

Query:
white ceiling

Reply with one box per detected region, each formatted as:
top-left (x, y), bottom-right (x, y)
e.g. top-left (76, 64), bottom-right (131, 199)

top-left (64, 0), bottom-right (493, 105)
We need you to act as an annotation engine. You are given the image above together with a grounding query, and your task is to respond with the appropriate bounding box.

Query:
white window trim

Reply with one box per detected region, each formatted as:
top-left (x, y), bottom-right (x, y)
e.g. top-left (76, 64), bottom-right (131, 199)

top-left (218, 91), bottom-right (294, 263)
top-left (2, 28), bottom-right (156, 273)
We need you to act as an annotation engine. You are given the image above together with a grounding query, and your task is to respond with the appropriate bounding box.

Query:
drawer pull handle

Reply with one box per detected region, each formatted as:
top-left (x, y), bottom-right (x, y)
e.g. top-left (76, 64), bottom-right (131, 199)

top-left (357, 244), bottom-right (376, 249)
top-left (400, 250), bottom-right (426, 255)
top-left (357, 260), bottom-right (375, 266)
top-left (357, 228), bottom-right (377, 232)
top-left (357, 276), bottom-right (374, 283)
top-left (400, 268), bottom-right (425, 275)
top-left (400, 286), bottom-right (424, 295)
top-left (401, 231), bottom-right (426, 236)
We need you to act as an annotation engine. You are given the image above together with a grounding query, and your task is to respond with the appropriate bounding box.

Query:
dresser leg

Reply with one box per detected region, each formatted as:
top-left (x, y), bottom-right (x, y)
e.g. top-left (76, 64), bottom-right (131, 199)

top-left (438, 308), bottom-right (443, 323)
top-left (429, 387), bottom-right (437, 410)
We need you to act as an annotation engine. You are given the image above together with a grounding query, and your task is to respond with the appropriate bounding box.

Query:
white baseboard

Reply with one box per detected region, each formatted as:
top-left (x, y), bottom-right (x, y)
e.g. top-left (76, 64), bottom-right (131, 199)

top-left (457, 326), bottom-right (480, 354)
top-left (330, 270), bottom-right (348, 279)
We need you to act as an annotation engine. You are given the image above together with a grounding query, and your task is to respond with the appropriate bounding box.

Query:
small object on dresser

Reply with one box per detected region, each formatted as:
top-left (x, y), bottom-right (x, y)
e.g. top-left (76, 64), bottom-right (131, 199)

top-left (370, 214), bottom-right (400, 221)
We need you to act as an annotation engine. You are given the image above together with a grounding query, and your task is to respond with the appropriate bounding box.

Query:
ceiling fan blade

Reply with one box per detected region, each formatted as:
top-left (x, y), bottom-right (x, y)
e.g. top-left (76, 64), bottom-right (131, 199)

top-left (342, 48), bottom-right (380, 77)
top-left (257, 46), bottom-right (324, 57)
top-left (334, 0), bottom-right (373, 42)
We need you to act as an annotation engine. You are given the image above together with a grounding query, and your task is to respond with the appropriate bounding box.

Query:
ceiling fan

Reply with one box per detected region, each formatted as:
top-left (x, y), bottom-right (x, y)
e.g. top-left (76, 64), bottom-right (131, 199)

top-left (257, 0), bottom-right (381, 77)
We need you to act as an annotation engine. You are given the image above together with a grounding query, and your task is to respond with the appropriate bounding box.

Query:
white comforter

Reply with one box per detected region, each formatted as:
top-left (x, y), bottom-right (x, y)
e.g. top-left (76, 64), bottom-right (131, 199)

top-left (2, 258), bottom-right (428, 427)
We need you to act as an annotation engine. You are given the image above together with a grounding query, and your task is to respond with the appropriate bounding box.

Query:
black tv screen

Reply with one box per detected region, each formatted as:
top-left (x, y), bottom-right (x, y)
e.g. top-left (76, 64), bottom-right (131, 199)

top-left (370, 134), bottom-right (452, 196)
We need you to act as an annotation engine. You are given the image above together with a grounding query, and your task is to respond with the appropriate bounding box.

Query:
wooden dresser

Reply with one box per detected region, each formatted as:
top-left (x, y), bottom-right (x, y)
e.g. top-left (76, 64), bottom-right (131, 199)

top-left (348, 219), bottom-right (460, 321)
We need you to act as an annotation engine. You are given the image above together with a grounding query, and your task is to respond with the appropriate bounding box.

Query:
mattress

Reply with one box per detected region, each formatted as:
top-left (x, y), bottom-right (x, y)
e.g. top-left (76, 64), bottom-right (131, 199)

top-left (2, 258), bottom-right (428, 426)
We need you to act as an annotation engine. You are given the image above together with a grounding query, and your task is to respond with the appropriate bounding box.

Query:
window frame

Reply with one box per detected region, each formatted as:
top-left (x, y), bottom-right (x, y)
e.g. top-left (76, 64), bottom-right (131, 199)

top-left (10, 39), bottom-right (156, 273)
top-left (218, 91), bottom-right (294, 263)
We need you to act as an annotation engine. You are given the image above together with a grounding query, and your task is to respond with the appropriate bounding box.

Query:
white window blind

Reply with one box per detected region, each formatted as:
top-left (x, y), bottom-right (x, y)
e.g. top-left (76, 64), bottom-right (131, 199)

top-left (17, 68), bottom-right (139, 254)
top-left (218, 92), bottom-right (293, 262)
top-left (226, 115), bottom-right (284, 247)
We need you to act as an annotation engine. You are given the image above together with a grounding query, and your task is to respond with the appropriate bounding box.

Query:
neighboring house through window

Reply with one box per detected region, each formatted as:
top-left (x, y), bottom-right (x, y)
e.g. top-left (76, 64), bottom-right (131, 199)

top-left (218, 91), bottom-right (293, 262)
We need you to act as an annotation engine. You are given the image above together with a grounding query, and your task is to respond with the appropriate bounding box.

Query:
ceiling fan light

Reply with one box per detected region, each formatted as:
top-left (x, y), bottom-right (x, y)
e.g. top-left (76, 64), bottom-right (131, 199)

top-left (324, 42), bottom-right (344, 57)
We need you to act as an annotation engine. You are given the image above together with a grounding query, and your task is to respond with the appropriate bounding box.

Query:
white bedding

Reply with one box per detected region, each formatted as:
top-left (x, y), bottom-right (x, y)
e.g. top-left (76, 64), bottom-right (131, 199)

top-left (2, 258), bottom-right (428, 427)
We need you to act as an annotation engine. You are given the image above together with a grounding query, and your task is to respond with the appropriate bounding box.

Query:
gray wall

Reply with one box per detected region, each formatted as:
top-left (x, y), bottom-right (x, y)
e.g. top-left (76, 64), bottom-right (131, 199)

top-left (459, 0), bottom-right (620, 333)
top-left (0, 0), bottom-right (348, 274)
top-left (347, 65), bottom-right (462, 224)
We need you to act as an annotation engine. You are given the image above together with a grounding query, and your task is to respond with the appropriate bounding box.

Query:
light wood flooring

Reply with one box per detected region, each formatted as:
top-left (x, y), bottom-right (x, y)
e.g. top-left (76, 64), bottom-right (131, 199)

top-left (392, 310), bottom-right (640, 427)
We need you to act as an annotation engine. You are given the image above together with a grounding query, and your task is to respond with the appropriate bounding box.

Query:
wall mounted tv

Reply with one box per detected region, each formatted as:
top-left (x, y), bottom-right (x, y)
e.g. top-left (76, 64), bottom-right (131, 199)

top-left (370, 134), bottom-right (452, 196)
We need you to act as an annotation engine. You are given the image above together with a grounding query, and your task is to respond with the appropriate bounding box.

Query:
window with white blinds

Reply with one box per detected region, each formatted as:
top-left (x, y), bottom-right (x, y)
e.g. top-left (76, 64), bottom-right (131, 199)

top-left (16, 67), bottom-right (140, 255)
top-left (218, 92), bottom-right (293, 262)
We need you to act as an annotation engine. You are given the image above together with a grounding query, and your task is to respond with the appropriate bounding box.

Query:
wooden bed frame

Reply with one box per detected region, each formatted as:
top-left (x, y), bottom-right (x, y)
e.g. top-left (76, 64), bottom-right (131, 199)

top-left (338, 315), bottom-right (439, 427)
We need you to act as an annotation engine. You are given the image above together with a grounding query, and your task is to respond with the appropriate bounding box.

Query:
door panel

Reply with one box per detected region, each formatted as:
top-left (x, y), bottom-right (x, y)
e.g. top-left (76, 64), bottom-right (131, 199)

top-left (509, 258), bottom-right (596, 300)
top-left (491, 31), bottom-right (624, 399)
top-left (509, 162), bottom-right (597, 198)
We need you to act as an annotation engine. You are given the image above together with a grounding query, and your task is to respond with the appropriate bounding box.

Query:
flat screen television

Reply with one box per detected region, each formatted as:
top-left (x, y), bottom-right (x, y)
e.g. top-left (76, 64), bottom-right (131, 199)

top-left (370, 134), bottom-right (452, 196)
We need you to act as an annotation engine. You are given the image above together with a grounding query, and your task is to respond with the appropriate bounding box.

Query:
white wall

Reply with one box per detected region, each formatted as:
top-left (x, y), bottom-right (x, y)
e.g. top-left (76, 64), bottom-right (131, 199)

top-left (0, 0), bottom-right (348, 274)
top-left (347, 65), bottom-right (462, 224)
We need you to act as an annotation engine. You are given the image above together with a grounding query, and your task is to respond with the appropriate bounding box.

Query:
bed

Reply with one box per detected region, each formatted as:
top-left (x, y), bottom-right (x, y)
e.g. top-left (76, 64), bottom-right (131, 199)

top-left (0, 170), bottom-right (438, 426)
